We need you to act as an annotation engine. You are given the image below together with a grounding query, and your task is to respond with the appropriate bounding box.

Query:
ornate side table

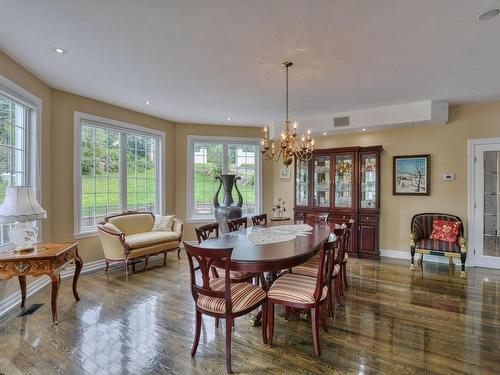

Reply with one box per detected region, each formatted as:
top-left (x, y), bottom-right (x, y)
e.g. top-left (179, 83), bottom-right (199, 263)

top-left (0, 242), bottom-right (82, 324)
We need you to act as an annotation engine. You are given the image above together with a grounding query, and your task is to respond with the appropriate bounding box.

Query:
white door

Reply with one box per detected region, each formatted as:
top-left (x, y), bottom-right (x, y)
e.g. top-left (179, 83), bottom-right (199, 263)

top-left (472, 142), bottom-right (500, 268)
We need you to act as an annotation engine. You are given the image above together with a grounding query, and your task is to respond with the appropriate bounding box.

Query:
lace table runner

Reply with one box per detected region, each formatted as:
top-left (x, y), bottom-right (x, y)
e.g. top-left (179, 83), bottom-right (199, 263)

top-left (247, 224), bottom-right (313, 245)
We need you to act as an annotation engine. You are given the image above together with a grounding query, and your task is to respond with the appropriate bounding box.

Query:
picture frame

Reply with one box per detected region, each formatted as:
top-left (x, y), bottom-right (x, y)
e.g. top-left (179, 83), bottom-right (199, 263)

top-left (393, 154), bottom-right (431, 195)
top-left (280, 166), bottom-right (291, 179)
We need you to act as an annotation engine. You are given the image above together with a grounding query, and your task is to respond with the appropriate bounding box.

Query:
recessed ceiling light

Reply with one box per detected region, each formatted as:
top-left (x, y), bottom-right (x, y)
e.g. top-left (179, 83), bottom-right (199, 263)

top-left (145, 100), bottom-right (151, 105)
top-left (362, 128), bottom-right (366, 132)
top-left (322, 132), bottom-right (327, 136)
top-left (478, 9), bottom-right (499, 21)
top-left (227, 117), bottom-right (232, 121)
top-left (53, 47), bottom-right (67, 54)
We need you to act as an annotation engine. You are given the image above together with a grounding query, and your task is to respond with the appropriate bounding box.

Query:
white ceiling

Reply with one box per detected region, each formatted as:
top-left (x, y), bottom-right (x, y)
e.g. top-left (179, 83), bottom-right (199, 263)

top-left (1, 0), bottom-right (500, 127)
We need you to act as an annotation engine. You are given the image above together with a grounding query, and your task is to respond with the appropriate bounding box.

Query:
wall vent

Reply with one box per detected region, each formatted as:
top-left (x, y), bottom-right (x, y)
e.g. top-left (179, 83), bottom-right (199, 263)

top-left (333, 116), bottom-right (350, 128)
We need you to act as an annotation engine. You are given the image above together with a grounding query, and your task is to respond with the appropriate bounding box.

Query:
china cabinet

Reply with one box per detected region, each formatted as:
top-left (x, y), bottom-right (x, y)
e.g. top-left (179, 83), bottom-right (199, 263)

top-left (294, 145), bottom-right (383, 259)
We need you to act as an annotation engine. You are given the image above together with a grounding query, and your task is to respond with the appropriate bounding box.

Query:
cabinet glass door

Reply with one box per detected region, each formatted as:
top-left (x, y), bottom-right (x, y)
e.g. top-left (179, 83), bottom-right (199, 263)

top-left (313, 155), bottom-right (331, 207)
top-left (334, 154), bottom-right (353, 208)
top-left (360, 154), bottom-right (377, 209)
top-left (295, 159), bottom-right (309, 206)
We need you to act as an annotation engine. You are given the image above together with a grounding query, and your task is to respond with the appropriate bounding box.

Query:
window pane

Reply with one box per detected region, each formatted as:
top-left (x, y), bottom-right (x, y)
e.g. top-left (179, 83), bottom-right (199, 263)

top-left (227, 144), bottom-right (257, 215)
top-left (80, 124), bottom-right (121, 231)
top-left (126, 135), bottom-right (158, 213)
top-left (193, 143), bottom-right (223, 217)
top-left (0, 95), bottom-right (27, 245)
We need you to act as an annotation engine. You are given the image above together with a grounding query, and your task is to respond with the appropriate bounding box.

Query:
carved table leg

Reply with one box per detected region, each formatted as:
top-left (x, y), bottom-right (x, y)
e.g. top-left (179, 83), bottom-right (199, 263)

top-left (49, 270), bottom-right (61, 324)
top-left (73, 254), bottom-right (83, 302)
top-left (251, 273), bottom-right (271, 326)
top-left (18, 276), bottom-right (27, 309)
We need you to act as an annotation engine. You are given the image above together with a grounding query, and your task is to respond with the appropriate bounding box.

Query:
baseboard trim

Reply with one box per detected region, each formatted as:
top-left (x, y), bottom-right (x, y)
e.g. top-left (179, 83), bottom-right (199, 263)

top-left (380, 249), bottom-right (459, 265)
top-left (0, 259), bottom-right (106, 319)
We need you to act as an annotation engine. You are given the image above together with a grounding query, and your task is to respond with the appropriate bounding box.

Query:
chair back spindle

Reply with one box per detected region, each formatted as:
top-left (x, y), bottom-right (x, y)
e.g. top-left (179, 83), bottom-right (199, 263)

top-left (195, 223), bottom-right (219, 244)
top-left (313, 231), bottom-right (343, 301)
top-left (251, 214), bottom-right (267, 226)
top-left (227, 217), bottom-right (248, 232)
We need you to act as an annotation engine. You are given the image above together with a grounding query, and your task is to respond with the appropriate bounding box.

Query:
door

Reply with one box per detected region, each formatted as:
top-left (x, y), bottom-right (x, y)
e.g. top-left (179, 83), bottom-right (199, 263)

top-left (472, 142), bottom-right (500, 268)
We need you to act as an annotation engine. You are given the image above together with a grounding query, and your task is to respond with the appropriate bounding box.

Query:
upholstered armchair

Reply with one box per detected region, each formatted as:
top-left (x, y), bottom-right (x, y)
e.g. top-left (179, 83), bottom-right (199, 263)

top-left (409, 213), bottom-right (466, 278)
top-left (97, 211), bottom-right (183, 275)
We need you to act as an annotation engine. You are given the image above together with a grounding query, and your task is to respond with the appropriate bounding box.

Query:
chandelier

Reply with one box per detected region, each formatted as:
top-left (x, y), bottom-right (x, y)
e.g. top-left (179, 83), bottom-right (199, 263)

top-left (260, 61), bottom-right (315, 166)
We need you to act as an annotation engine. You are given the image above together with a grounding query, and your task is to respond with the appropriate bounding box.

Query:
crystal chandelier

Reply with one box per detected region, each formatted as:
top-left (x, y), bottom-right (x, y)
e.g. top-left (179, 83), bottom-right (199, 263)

top-left (260, 61), bottom-right (315, 166)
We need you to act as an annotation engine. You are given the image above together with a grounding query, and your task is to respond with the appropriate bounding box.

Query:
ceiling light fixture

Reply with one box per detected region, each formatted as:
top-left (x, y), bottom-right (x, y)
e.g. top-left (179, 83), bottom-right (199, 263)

top-left (261, 62), bottom-right (314, 166)
top-left (53, 47), bottom-right (68, 55)
top-left (227, 117), bottom-right (231, 121)
top-left (362, 128), bottom-right (366, 132)
top-left (478, 9), bottom-right (499, 21)
top-left (323, 132), bottom-right (327, 136)
top-left (145, 100), bottom-right (151, 105)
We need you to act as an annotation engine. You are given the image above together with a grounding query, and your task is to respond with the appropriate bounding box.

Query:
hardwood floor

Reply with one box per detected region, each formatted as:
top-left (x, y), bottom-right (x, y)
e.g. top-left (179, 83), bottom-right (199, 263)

top-left (0, 254), bottom-right (499, 375)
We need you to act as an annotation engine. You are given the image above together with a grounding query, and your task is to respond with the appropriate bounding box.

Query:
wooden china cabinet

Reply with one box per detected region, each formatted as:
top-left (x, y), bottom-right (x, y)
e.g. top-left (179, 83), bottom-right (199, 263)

top-left (294, 145), bottom-right (383, 259)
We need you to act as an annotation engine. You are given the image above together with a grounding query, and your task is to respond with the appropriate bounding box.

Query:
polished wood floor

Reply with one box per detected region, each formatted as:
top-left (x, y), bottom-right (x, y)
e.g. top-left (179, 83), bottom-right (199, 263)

top-left (0, 254), bottom-right (499, 375)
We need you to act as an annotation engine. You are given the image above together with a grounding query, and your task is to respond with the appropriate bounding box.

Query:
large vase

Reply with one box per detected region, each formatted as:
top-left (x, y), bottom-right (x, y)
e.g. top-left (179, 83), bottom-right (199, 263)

top-left (214, 174), bottom-right (243, 233)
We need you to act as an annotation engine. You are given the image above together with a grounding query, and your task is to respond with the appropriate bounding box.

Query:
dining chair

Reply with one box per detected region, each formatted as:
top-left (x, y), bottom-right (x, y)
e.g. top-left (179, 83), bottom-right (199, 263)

top-left (227, 217), bottom-right (248, 232)
top-left (340, 219), bottom-right (354, 294)
top-left (266, 233), bottom-right (340, 357)
top-left (251, 213), bottom-right (267, 226)
top-left (184, 241), bottom-right (268, 374)
top-left (292, 226), bottom-right (347, 318)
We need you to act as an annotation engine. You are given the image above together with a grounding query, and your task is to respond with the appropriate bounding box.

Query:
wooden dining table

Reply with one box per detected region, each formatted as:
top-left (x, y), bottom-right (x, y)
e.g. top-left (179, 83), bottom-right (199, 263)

top-left (197, 220), bottom-right (334, 289)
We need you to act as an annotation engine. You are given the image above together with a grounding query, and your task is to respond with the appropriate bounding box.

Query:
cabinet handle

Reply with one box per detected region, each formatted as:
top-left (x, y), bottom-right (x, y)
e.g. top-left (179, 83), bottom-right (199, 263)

top-left (342, 216), bottom-right (346, 219)
top-left (366, 217), bottom-right (370, 220)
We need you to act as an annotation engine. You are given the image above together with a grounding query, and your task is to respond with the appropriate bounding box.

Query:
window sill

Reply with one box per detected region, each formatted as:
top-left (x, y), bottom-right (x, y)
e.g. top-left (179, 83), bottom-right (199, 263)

top-left (74, 231), bottom-right (99, 239)
top-left (186, 218), bottom-right (216, 224)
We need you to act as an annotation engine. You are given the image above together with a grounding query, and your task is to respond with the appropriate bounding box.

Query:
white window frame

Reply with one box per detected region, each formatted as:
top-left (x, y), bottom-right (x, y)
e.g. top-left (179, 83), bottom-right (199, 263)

top-left (0, 75), bottom-right (42, 252)
top-left (187, 135), bottom-right (263, 223)
top-left (74, 112), bottom-right (165, 237)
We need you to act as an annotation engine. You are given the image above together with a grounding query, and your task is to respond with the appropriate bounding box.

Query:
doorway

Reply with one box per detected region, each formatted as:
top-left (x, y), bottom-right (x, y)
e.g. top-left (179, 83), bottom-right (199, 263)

top-left (469, 138), bottom-right (500, 269)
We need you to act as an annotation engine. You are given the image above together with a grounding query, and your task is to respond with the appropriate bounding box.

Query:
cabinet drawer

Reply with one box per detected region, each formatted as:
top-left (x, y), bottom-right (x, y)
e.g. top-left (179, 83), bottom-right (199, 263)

top-left (294, 211), bottom-right (305, 219)
top-left (330, 213), bottom-right (354, 222)
top-left (358, 214), bottom-right (378, 224)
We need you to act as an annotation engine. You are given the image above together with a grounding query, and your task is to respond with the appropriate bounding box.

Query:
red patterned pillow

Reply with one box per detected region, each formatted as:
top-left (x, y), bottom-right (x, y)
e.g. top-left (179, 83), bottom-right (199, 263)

top-left (430, 220), bottom-right (461, 243)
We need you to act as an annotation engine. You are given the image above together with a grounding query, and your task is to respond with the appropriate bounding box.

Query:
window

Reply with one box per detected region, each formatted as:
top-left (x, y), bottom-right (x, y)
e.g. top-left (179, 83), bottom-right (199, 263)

top-left (0, 76), bottom-right (41, 250)
top-left (75, 113), bottom-right (164, 235)
top-left (188, 136), bottom-right (261, 221)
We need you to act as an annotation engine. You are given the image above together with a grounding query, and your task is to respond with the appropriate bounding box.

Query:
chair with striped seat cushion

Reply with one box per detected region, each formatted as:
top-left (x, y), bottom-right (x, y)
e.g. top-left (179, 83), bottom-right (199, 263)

top-left (197, 278), bottom-right (266, 314)
top-left (184, 242), bottom-right (267, 374)
top-left (267, 234), bottom-right (341, 357)
top-left (293, 261), bottom-right (340, 279)
top-left (267, 273), bottom-right (328, 304)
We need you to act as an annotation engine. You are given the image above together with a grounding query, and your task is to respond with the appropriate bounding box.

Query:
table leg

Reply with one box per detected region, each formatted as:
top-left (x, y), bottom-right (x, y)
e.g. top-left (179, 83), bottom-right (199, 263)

top-left (251, 273), bottom-right (270, 326)
top-left (49, 270), bottom-right (61, 324)
top-left (73, 254), bottom-right (83, 302)
top-left (265, 271), bottom-right (279, 286)
top-left (18, 276), bottom-right (26, 309)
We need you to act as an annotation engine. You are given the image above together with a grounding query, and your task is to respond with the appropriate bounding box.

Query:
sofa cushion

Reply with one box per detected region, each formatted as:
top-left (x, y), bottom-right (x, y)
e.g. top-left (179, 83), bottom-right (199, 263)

top-left (430, 220), bottom-right (461, 243)
top-left (108, 213), bottom-right (154, 235)
top-left (197, 278), bottom-right (266, 314)
top-left (125, 231), bottom-right (179, 249)
top-left (416, 239), bottom-right (461, 253)
top-left (152, 215), bottom-right (175, 231)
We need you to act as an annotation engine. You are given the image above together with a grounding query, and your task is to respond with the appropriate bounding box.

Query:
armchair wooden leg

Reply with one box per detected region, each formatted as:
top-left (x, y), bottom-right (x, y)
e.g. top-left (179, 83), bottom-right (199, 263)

top-left (125, 260), bottom-right (129, 276)
top-left (410, 246), bottom-right (416, 271)
top-left (144, 256), bottom-right (149, 270)
top-left (418, 253), bottom-right (424, 267)
top-left (105, 261), bottom-right (109, 272)
top-left (177, 247), bottom-right (181, 260)
top-left (163, 251), bottom-right (167, 265)
top-left (448, 256), bottom-right (456, 269)
top-left (460, 251), bottom-right (467, 279)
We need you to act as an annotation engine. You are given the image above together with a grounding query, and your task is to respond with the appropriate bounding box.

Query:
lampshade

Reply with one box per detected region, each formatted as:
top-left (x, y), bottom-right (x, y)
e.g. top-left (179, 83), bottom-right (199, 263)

top-left (0, 186), bottom-right (47, 224)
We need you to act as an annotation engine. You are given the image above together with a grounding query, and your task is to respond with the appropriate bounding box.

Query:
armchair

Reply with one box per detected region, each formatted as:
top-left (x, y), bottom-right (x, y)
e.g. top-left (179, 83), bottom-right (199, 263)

top-left (410, 213), bottom-right (466, 278)
top-left (97, 211), bottom-right (183, 275)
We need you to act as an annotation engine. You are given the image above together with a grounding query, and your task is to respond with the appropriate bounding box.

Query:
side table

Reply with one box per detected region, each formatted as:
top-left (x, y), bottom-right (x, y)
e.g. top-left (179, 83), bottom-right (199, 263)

top-left (0, 242), bottom-right (82, 324)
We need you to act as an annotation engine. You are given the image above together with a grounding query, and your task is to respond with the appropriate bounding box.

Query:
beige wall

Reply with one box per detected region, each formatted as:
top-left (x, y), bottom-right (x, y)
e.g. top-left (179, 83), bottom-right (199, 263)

top-left (273, 103), bottom-right (500, 252)
top-left (174, 123), bottom-right (274, 241)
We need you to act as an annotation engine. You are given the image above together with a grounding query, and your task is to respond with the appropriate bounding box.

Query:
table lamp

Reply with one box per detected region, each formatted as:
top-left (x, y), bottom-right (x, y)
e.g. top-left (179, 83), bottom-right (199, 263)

top-left (0, 186), bottom-right (47, 252)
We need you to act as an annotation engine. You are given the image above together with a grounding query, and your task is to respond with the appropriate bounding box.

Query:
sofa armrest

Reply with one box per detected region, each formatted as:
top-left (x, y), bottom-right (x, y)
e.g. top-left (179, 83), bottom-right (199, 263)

top-left (97, 224), bottom-right (130, 259)
top-left (172, 216), bottom-right (184, 241)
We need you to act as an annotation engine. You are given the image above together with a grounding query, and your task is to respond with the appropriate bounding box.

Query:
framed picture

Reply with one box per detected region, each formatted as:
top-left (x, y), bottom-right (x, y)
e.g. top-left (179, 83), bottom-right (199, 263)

top-left (393, 155), bottom-right (431, 195)
top-left (280, 166), bottom-right (291, 179)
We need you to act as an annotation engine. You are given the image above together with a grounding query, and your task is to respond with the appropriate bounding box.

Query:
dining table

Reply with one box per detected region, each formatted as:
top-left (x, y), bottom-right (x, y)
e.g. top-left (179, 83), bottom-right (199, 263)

top-left (197, 220), bottom-right (334, 287)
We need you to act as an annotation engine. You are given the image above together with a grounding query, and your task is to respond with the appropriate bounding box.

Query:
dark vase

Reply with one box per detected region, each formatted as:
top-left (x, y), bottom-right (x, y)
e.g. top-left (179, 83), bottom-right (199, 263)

top-left (214, 174), bottom-right (243, 233)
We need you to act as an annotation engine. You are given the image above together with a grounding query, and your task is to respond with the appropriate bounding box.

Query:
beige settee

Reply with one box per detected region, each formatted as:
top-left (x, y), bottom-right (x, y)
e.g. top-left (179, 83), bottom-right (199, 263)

top-left (97, 211), bottom-right (183, 275)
